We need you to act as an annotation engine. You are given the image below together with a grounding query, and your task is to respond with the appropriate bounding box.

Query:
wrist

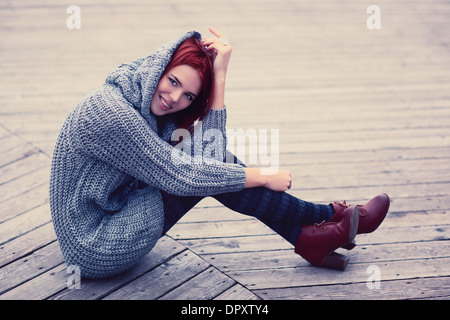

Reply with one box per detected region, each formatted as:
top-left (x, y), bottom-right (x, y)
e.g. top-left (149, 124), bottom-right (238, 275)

top-left (211, 75), bottom-right (226, 110)
top-left (244, 168), bottom-right (268, 188)
top-left (214, 72), bottom-right (227, 84)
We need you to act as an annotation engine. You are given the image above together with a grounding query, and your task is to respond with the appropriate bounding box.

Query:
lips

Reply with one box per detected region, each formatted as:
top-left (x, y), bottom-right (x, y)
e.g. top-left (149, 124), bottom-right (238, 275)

top-left (159, 96), bottom-right (172, 111)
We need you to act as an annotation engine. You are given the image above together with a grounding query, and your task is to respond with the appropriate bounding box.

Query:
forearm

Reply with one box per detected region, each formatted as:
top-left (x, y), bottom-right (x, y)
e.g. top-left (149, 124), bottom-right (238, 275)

top-left (244, 168), bottom-right (268, 188)
top-left (244, 168), bottom-right (292, 192)
top-left (202, 27), bottom-right (232, 110)
top-left (72, 93), bottom-right (246, 196)
top-left (210, 73), bottom-right (226, 110)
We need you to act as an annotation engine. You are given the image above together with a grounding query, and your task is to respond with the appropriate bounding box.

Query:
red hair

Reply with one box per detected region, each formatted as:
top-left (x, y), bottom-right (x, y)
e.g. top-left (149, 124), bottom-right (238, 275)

top-left (162, 37), bottom-right (214, 130)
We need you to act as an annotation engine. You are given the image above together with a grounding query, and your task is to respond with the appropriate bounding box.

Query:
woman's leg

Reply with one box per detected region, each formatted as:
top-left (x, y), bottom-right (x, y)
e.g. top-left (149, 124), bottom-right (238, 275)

top-left (159, 151), bottom-right (389, 271)
top-left (160, 152), bottom-right (335, 245)
top-left (160, 187), bottom-right (335, 246)
top-left (213, 188), bottom-right (335, 246)
top-left (160, 191), bottom-right (204, 234)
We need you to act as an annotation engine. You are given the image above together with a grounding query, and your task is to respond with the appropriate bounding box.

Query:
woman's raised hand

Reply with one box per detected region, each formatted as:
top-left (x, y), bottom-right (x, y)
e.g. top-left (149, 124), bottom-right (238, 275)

top-left (201, 26), bottom-right (232, 110)
top-left (201, 26), bottom-right (232, 79)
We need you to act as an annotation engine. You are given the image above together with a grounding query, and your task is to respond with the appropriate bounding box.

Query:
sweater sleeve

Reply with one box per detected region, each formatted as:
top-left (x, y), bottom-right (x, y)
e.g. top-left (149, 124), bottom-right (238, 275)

top-left (186, 107), bottom-right (228, 163)
top-left (201, 107), bottom-right (227, 137)
top-left (70, 89), bottom-right (246, 196)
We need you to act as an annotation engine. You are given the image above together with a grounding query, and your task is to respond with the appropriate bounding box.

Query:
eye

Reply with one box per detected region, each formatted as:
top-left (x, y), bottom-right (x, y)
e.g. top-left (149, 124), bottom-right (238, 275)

top-left (185, 93), bottom-right (193, 101)
top-left (169, 77), bottom-right (177, 86)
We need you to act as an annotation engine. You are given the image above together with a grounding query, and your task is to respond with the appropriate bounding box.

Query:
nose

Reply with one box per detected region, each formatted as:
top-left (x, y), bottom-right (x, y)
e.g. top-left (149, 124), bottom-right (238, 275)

top-left (169, 88), bottom-right (183, 104)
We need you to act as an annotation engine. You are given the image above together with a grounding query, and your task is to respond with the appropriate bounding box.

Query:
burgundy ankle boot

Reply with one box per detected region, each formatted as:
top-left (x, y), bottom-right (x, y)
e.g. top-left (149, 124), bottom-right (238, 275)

top-left (294, 206), bottom-right (359, 270)
top-left (330, 193), bottom-right (391, 250)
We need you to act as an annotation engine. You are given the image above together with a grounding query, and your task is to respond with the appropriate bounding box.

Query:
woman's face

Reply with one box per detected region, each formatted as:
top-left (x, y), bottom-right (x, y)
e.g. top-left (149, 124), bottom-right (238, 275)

top-left (150, 64), bottom-right (202, 116)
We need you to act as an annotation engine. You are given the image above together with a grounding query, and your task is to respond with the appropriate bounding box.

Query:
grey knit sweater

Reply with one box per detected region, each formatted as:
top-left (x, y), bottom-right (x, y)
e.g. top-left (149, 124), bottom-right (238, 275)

top-left (49, 30), bottom-right (246, 279)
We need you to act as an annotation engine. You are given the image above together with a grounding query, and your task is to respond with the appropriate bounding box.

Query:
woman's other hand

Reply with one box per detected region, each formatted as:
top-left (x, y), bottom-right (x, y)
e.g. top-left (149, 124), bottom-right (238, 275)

top-left (244, 168), bottom-right (292, 192)
top-left (264, 169), bottom-right (292, 192)
top-left (201, 26), bottom-right (232, 79)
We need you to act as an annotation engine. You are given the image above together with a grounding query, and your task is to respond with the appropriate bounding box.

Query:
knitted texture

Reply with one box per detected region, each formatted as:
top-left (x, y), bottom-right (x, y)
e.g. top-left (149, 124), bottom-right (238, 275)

top-left (49, 30), bottom-right (246, 279)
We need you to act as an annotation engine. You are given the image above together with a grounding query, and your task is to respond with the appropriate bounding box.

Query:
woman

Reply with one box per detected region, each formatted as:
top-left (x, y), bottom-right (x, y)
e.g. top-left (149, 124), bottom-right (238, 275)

top-left (50, 27), bottom-right (390, 279)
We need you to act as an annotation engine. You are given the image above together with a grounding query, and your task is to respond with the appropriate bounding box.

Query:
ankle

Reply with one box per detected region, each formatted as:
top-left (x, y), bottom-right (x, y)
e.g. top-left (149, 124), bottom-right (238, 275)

top-left (326, 204), bottom-right (336, 221)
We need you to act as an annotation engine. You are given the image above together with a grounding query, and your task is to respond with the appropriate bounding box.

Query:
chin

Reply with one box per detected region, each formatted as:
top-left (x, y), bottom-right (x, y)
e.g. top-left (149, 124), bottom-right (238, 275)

top-left (150, 103), bottom-right (163, 116)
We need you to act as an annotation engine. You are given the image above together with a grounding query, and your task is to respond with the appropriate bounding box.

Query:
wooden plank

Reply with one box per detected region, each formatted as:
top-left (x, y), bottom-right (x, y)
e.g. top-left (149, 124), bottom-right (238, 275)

top-left (0, 202), bottom-right (51, 245)
top-left (214, 283), bottom-right (261, 300)
top-left (0, 241), bottom-right (64, 295)
top-left (0, 223), bottom-right (56, 268)
top-left (0, 126), bottom-right (11, 139)
top-left (226, 257), bottom-right (450, 291)
top-left (159, 266), bottom-right (236, 300)
top-left (0, 135), bottom-right (28, 154)
top-left (197, 240), bottom-right (449, 272)
top-left (169, 217), bottom-right (448, 245)
top-left (290, 184), bottom-right (450, 208)
top-left (0, 264), bottom-right (68, 300)
top-left (0, 182), bottom-right (50, 223)
top-left (2, 236), bottom-right (186, 300)
top-left (275, 137), bottom-right (450, 155)
top-left (284, 158), bottom-right (450, 176)
top-left (225, 107), bottom-right (450, 128)
top-left (167, 219), bottom-right (276, 241)
top-left (0, 151), bottom-right (49, 187)
top-left (254, 276), bottom-right (450, 300)
top-left (173, 206), bottom-right (255, 223)
top-left (0, 167), bottom-right (50, 204)
top-left (287, 171), bottom-right (450, 192)
top-left (349, 224), bottom-right (450, 246)
top-left (189, 201), bottom-right (449, 229)
top-left (0, 142), bottom-right (40, 168)
top-left (49, 236), bottom-right (187, 300)
top-left (179, 234), bottom-right (293, 255)
top-left (278, 147), bottom-right (450, 167)
top-left (178, 210), bottom-right (449, 256)
top-left (102, 250), bottom-right (210, 300)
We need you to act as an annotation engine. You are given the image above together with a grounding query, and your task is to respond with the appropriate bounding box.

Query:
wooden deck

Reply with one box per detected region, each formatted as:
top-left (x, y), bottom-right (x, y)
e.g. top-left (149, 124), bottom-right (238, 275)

top-left (1, 0), bottom-right (450, 301)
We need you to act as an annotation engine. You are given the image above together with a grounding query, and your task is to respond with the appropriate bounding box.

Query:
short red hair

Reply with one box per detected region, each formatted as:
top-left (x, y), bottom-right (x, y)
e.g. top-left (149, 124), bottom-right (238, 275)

top-left (162, 37), bottom-right (214, 130)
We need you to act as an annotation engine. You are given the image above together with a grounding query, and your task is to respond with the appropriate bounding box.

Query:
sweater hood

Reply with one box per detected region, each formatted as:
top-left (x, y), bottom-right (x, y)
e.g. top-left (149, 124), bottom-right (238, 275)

top-left (104, 30), bottom-right (202, 127)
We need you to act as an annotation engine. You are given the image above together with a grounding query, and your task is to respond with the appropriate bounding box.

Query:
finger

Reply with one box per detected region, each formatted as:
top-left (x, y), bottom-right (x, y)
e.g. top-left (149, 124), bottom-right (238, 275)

top-left (205, 42), bottom-right (227, 54)
top-left (204, 44), bottom-right (218, 59)
top-left (201, 38), bottom-right (216, 46)
top-left (208, 26), bottom-right (224, 38)
top-left (204, 42), bottom-right (219, 52)
top-left (202, 36), bottom-right (224, 46)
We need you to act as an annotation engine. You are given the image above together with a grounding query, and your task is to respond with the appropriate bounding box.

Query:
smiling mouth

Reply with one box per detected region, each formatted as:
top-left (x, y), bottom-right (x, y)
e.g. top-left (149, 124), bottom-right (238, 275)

top-left (160, 96), bottom-right (172, 111)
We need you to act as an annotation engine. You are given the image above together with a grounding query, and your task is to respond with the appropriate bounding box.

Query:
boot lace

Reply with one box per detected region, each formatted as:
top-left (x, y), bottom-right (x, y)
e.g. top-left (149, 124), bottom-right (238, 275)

top-left (334, 200), bottom-right (367, 216)
top-left (313, 220), bottom-right (327, 231)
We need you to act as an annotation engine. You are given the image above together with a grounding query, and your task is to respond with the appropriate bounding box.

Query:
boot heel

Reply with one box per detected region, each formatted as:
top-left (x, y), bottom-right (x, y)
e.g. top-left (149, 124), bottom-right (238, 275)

top-left (321, 252), bottom-right (349, 270)
top-left (342, 240), bottom-right (356, 250)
